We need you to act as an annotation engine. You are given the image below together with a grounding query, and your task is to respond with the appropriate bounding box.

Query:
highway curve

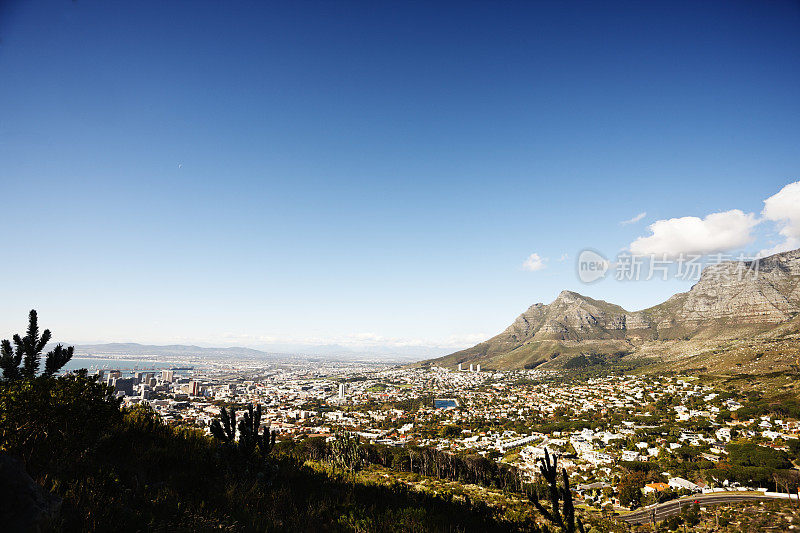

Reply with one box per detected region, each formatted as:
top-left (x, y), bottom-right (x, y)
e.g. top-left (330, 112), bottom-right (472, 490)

top-left (620, 492), bottom-right (786, 525)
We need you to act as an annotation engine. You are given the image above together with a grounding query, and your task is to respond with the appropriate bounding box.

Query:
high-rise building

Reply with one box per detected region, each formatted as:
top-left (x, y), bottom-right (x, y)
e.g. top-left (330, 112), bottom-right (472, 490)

top-left (469, 364), bottom-right (474, 372)
top-left (189, 380), bottom-right (201, 396)
top-left (161, 369), bottom-right (174, 383)
top-left (476, 364), bottom-right (481, 372)
top-left (458, 363), bottom-right (463, 371)
top-left (338, 383), bottom-right (346, 400)
top-left (110, 377), bottom-right (135, 396)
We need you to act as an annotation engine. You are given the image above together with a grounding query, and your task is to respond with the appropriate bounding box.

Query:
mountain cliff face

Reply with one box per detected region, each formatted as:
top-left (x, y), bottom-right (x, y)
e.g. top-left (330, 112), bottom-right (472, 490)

top-left (430, 249), bottom-right (800, 372)
top-left (651, 250), bottom-right (800, 325)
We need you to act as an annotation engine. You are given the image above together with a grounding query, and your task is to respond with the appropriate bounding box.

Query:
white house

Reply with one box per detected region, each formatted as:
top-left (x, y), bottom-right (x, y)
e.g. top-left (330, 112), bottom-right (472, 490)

top-left (669, 477), bottom-right (700, 492)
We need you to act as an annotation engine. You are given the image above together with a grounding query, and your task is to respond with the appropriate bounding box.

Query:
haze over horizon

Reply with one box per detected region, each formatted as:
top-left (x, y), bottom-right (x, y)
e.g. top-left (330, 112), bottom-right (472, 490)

top-left (2, 1), bottom-right (799, 354)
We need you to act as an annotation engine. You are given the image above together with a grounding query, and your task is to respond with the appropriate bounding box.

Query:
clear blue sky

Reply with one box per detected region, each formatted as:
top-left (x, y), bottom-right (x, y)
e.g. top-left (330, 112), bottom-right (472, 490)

top-left (1, 1), bottom-right (799, 354)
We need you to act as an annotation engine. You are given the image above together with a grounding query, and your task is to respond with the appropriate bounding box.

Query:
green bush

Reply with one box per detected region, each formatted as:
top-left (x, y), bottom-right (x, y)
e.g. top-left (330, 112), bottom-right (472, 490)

top-left (0, 371), bottom-right (121, 472)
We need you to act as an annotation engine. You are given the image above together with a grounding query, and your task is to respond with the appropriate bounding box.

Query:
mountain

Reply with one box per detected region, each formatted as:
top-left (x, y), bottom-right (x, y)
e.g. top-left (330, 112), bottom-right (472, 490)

top-left (71, 342), bottom-right (286, 359)
top-left (428, 249), bottom-right (800, 373)
top-left (70, 342), bottom-right (430, 363)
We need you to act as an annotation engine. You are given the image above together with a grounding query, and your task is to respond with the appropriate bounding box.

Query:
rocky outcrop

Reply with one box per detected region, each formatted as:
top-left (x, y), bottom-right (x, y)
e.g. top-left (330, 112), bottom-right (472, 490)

top-left (661, 250), bottom-right (800, 324)
top-left (430, 248), bottom-right (800, 370)
top-left (0, 453), bottom-right (61, 531)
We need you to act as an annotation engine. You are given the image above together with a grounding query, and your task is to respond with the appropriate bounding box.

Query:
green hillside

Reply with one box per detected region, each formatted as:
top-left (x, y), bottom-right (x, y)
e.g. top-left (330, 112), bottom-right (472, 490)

top-left (0, 372), bottom-right (542, 532)
top-left (0, 310), bottom-right (596, 532)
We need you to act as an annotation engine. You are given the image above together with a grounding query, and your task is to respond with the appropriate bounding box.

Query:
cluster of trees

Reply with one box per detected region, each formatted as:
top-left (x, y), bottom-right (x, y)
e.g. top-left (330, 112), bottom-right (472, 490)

top-left (563, 353), bottom-right (607, 369)
top-left (561, 352), bottom-right (653, 376)
top-left (273, 433), bottom-right (592, 532)
top-left (727, 442), bottom-right (793, 470)
top-left (706, 442), bottom-right (796, 488)
top-left (734, 391), bottom-right (800, 420)
top-left (789, 439), bottom-right (800, 463)
top-left (277, 437), bottom-right (526, 492)
top-left (355, 394), bottom-right (434, 415)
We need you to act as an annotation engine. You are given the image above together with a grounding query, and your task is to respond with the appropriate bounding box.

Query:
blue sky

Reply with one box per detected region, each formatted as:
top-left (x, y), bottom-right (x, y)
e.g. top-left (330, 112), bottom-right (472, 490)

top-left (1, 1), bottom-right (799, 355)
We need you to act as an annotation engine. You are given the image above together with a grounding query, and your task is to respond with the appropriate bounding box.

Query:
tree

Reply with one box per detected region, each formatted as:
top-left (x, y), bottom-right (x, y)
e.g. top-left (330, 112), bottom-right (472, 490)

top-left (210, 403), bottom-right (277, 457)
top-left (330, 431), bottom-right (364, 474)
top-left (44, 344), bottom-right (74, 377)
top-left (680, 501), bottom-right (700, 527)
top-left (237, 403), bottom-right (276, 457)
top-left (210, 405), bottom-right (237, 445)
top-left (773, 470), bottom-right (800, 507)
top-left (439, 424), bottom-right (461, 438)
top-left (662, 514), bottom-right (683, 531)
top-left (527, 449), bottom-right (585, 533)
top-left (0, 340), bottom-right (21, 381)
top-left (1, 310), bottom-right (73, 381)
top-left (617, 471), bottom-right (646, 508)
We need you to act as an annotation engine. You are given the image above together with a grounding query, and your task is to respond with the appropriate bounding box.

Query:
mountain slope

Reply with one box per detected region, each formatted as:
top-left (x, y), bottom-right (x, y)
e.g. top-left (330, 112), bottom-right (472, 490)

top-left (72, 342), bottom-right (282, 359)
top-left (429, 249), bottom-right (800, 372)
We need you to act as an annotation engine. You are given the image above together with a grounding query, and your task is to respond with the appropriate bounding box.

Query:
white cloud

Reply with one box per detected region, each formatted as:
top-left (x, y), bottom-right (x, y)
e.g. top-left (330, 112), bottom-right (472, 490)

top-left (629, 209), bottom-right (758, 257)
top-left (757, 240), bottom-right (799, 258)
top-left (522, 253), bottom-right (547, 271)
top-left (620, 211), bottom-right (647, 225)
top-left (759, 181), bottom-right (800, 256)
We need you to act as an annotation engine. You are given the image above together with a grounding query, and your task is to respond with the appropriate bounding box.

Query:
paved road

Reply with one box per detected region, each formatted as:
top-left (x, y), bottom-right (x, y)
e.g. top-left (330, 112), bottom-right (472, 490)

top-left (621, 492), bottom-right (782, 525)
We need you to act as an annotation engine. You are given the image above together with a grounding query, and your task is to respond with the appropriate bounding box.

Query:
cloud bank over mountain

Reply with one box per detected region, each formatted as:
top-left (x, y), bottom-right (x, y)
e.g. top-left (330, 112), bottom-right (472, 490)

top-left (628, 181), bottom-right (799, 258)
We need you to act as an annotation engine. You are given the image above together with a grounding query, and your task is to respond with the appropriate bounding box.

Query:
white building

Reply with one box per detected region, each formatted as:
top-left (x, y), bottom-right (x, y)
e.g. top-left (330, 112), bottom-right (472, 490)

top-left (621, 450), bottom-right (640, 462)
top-left (668, 477), bottom-right (700, 492)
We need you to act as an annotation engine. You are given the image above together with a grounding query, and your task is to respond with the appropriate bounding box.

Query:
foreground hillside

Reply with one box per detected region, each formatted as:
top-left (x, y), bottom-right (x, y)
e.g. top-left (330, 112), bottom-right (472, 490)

top-left (429, 249), bottom-right (800, 372)
top-left (0, 372), bottom-right (538, 532)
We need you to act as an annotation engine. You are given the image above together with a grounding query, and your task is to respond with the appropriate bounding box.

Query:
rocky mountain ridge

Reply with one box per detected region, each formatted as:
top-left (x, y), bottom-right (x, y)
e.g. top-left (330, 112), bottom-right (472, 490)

top-left (428, 248), bottom-right (800, 372)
